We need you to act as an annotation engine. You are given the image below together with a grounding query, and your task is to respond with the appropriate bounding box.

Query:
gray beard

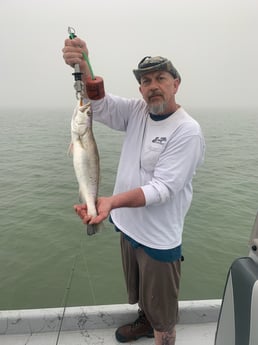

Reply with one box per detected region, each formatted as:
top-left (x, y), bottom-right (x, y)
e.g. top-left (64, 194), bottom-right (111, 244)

top-left (148, 101), bottom-right (167, 115)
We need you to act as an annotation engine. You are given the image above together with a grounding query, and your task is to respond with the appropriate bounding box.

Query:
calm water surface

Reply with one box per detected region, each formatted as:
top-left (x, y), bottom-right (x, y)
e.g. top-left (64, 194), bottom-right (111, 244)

top-left (0, 107), bottom-right (258, 310)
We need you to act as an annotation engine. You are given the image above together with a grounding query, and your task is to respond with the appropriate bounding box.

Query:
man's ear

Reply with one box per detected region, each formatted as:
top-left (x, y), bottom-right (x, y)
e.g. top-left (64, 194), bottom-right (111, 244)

top-left (173, 78), bottom-right (180, 94)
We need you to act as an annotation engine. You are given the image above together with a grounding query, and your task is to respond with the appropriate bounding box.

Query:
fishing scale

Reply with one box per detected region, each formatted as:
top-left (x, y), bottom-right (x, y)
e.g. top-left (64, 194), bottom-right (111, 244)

top-left (68, 27), bottom-right (105, 102)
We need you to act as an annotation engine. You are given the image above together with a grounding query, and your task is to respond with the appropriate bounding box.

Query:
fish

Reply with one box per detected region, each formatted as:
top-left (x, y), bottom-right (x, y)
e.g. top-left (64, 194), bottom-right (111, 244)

top-left (70, 101), bottom-right (101, 235)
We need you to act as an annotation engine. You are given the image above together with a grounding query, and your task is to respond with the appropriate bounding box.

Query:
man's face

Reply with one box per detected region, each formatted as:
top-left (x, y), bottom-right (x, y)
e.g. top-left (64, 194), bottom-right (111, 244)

top-left (139, 71), bottom-right (179, 115)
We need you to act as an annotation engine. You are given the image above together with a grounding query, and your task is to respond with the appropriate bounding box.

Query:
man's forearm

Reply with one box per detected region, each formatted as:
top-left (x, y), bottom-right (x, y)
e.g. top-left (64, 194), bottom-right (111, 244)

top-left (110, 188), bottom-right (146, 209)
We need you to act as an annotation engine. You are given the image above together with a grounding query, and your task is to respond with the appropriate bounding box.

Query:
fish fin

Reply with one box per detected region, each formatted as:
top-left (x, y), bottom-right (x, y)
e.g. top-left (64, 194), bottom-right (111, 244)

top-left (86, 222), bottom-right (103, 236)
top-left (79, 102), bottom-right (91, 113)
top-left (78, 190), bottom-right (84, 204)
top-left (67, 142), bottom-right (73, 156)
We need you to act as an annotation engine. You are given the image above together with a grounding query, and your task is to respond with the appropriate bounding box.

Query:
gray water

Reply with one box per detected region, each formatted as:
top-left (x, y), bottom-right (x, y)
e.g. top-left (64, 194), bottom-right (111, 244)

top-left (0, 107), bottom-right (258, 310)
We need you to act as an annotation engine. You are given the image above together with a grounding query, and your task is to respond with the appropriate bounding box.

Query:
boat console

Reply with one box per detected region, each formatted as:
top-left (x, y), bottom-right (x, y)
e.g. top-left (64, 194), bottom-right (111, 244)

top-left (215, 211), bottom-right (258, 345)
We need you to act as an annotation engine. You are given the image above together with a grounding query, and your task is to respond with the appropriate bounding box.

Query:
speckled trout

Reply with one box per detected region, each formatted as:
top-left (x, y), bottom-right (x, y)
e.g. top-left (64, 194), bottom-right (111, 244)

top-left (70, 101), bottom-right (101, 235)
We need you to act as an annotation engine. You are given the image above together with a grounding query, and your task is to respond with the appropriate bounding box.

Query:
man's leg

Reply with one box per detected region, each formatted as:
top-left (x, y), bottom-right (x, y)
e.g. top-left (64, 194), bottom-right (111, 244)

top-left (154, 328), bottom-right (176, 345)
top-left (116, 235), bottom-right (154, 342)
top-left (137, 250), bottom-right (181, 345)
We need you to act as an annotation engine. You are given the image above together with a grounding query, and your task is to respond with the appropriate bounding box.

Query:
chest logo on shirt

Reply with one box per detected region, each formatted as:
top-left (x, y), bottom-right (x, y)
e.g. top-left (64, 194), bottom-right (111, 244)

top-left (152, 137), bottom-right (167, 145)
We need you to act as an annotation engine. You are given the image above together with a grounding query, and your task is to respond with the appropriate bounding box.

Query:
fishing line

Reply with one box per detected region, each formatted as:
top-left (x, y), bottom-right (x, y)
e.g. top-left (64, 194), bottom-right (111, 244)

top-left (55, 247), bottom-right (79, 345)
top-left (55, 223), bottom-right (86, 344)
top-left (80, 235), bottom-right (97, 305)
top-left (55, 228), bottom-right (97, 345)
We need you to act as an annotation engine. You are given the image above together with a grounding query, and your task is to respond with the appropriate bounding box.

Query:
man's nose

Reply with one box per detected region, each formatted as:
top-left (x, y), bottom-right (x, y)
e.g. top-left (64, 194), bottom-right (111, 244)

top-left (149, 80), bottom-right (159, 90)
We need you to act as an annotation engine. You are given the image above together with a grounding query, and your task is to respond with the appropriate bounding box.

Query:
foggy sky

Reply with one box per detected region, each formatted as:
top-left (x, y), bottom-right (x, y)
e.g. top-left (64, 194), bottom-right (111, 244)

top-left (1, 0), bottom-right (258, 110)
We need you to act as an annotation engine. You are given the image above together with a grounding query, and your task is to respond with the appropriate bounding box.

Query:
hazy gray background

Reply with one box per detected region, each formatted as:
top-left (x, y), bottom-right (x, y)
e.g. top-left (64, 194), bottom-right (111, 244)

top-left (1, 0), bottom-right (258, 110)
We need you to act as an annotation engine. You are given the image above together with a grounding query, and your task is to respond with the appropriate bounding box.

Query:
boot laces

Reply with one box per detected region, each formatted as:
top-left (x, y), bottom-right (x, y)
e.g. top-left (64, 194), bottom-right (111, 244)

top-left (131, 310), bottom-right (148, 328)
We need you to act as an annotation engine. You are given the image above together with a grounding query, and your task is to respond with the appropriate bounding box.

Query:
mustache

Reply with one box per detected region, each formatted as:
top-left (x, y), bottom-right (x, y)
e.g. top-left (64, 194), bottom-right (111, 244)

top-left (148, 91), bottom-right (164, 99)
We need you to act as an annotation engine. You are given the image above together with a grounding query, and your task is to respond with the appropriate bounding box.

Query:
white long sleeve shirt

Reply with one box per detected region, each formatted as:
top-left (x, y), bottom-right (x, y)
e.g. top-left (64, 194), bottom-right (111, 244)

top-left (91, 94), bottom-right (205, 250)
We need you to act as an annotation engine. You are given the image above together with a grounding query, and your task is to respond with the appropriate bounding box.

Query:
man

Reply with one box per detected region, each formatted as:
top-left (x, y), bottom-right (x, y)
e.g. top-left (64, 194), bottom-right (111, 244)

top-left (63, 37), bottom-right (205, 345)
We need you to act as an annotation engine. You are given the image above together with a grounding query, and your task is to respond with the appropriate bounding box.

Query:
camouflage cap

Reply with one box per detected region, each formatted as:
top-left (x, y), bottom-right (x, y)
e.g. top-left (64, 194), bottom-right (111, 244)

top-left (133, 56), bottom-right (181, 84)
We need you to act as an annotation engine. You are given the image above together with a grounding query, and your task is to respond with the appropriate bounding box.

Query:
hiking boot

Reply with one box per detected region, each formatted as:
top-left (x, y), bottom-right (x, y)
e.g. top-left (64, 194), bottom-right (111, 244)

top-left (115, 309), bottom-right (154, 343)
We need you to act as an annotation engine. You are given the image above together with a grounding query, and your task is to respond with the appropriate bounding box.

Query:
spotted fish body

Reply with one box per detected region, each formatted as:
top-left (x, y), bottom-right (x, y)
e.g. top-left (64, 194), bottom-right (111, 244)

top-left (71, 101), bottom-right (100, 235)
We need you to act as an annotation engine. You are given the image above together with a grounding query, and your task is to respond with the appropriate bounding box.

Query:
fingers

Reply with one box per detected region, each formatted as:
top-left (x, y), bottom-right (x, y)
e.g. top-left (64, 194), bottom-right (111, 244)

top-left (62, 47), bottom-right (84, 67)
top-left (63, 37), bottom-right (88, 52)
top-left (88, 214), bottom-right (104, 225)
top-left (73, 204), bottom-right (108, 225)
top-left (62, 37), bottom-right (89, 69)
top-left (74, 204), bottom-right (91, 224)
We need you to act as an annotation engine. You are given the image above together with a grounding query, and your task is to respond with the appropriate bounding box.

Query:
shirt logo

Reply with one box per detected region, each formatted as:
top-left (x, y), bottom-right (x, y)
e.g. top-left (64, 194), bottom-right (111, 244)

top-left (152, 137), bottom-right (167, 145)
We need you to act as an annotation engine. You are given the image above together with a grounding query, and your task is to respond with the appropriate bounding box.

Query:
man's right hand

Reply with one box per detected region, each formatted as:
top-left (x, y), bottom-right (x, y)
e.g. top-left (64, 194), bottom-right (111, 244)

top-left (62, 37), bottom-right (91, 82)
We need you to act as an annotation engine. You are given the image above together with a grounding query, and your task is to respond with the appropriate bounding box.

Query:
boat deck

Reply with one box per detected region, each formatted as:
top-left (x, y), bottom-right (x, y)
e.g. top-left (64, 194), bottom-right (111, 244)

top-left (0, 300), bottom-right (220, 345)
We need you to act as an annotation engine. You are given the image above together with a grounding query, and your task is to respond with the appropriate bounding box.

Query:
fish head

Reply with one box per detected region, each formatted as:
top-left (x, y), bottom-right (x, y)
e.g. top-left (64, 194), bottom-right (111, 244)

top-left (77, 102), bottom-right (92, 125)
top-left (72, 101), bottom-right (93, 137)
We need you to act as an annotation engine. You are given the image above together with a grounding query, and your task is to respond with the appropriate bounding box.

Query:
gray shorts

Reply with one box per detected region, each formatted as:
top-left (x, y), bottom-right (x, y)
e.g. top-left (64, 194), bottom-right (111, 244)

top-left (120, 233), bottom-right (181, 332)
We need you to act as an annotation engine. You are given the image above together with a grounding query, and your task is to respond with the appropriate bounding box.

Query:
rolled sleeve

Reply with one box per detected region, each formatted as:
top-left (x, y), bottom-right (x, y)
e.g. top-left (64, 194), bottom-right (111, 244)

top-left (141, 185), bottom-right (161, 206)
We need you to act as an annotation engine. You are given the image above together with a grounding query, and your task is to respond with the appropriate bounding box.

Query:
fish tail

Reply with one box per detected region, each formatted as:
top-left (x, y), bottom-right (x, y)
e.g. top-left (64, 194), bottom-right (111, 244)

top-left (86, 223), bottom-right (102, 236)
top-left (67, 142), bottom-right (73, 157)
